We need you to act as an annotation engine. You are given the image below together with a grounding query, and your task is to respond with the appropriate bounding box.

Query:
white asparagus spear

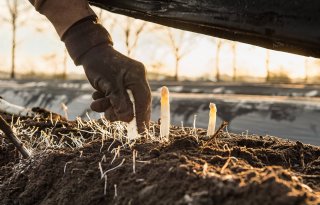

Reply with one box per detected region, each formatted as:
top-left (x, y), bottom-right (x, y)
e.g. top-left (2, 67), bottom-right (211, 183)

top-left (126, 90), bottom-right (140, 140)
top-left (0, 98), bottom-right (30, 116)
top-left (160, 86), bottom-right (170, 139)
top-left (207, 103), bottom-right (217, 136)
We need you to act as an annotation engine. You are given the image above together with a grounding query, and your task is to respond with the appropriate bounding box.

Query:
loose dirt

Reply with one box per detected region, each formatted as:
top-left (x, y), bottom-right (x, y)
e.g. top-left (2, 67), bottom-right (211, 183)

top-left (0, 108), bottom-right (319, 205)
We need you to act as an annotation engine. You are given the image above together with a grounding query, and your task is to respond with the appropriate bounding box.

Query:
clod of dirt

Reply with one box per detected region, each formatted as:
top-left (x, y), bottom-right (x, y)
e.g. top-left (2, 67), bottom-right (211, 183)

top-left (149, 148), bottom-right (161, 158)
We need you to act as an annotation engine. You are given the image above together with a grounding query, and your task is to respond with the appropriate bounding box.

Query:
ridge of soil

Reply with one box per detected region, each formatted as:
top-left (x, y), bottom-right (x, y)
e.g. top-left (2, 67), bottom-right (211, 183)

top-left (0, 109), bottom-right (319, 205)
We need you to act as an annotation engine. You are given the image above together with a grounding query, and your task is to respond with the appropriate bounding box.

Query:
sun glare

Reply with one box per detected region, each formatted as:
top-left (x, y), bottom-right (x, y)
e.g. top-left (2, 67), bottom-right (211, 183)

top-left (0, 2), bottom-right (319, 81)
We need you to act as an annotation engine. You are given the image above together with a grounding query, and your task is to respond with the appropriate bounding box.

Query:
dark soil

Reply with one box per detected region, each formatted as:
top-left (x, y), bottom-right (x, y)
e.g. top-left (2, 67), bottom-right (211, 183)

top-left (0, 109), bottom-right (319, 205)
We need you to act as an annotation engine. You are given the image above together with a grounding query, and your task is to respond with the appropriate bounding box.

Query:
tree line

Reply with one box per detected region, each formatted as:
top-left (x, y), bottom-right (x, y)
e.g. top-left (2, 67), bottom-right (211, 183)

top-left (1, 1), bottom-right (319, 83)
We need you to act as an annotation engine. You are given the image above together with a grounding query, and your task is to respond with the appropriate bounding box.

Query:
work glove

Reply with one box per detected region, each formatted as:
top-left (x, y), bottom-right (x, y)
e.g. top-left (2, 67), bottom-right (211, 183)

top-left (62, 17), bottom-right (151, 133)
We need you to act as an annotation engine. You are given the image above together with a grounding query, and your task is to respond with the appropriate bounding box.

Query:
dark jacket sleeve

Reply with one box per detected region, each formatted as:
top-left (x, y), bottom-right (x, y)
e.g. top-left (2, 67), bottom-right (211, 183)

top-left (29, 0), bottom-right (96, 38)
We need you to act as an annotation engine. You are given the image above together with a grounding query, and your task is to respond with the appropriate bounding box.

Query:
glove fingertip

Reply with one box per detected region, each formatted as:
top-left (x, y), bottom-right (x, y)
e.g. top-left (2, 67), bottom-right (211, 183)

top-left (104, 108), bottom-right (118, 122)
top-left (90, 98), bottom-right (111, 112)
top-left (92, 91), bottom-right (105, 100)
top-left (135, 107), bottom-right (151, 134)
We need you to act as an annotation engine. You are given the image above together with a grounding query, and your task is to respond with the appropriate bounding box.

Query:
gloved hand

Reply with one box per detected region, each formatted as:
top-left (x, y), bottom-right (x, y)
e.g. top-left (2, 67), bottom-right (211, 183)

top-left (84, 46), bottom-right (152, 133)
top-left (62, 17), bottom-right (151, 133)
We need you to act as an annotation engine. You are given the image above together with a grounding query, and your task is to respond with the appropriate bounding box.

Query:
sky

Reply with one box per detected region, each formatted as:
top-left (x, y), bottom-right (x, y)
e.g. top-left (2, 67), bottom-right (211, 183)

top-left (0, 0), bottom-right (319, 81)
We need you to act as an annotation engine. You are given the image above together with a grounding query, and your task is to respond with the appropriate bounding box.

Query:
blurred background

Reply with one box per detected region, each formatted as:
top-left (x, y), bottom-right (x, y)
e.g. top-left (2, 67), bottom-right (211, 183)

top-left (1, 0), bottom-right (320, 82)
top-left (0, 0), bottom-right (319, 145)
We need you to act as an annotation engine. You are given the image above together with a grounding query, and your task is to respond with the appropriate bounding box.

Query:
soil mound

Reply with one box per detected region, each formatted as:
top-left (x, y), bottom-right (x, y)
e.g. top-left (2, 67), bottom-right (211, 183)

top-left (0, 110), bottom-right (319, 205)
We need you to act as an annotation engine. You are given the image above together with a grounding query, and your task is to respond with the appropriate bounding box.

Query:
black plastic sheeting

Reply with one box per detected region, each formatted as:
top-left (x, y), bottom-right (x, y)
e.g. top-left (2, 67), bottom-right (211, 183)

top-left (89, 0), bottom-right (320, 58)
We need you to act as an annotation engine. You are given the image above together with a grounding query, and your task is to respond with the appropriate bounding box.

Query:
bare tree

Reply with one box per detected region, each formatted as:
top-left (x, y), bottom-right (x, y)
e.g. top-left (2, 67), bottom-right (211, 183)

top-left (62, 49), bottom-right (68, 80)
top-left (6, 0), bottom-right (18, 79)
top-left (215, 39), bottom-right (223, 81)
top-left (231, 42), bottom-right (237, 81)
top-left (43, 53), bottom-right (59, 76)
top-left (265, 50), bottom-right (271, 82)
top-left (34, 26), bottom-right (68, 78)
top-left (97, 9), bottom-right (117, 33)
top-left (123, 17), bottom-right (146, 57)
top-left (166, 28), bottom-right (193, 81)
top-left (97, 10), bottom-right (146, 58)
top-left (2, 0), bottom-right (30, 79)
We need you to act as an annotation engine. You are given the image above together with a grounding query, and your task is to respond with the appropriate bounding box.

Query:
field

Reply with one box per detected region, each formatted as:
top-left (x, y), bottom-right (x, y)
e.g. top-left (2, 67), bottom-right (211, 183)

top-left (0, 108), bottom-right (319, 205)
top-left (1, 80), bottom-right (320, 145)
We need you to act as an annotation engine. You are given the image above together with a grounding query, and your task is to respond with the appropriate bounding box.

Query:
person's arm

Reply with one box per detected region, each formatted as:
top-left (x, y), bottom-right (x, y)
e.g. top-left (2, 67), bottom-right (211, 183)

top-left (28, 0), bottom-right (152, 133)
top-left (29, 0), bottom-right (95, 37)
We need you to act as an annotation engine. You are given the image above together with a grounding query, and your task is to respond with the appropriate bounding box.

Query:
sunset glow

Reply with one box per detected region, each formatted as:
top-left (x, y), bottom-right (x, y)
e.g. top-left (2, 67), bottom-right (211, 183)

top-left (0, 1), bottom-right (319, 82)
